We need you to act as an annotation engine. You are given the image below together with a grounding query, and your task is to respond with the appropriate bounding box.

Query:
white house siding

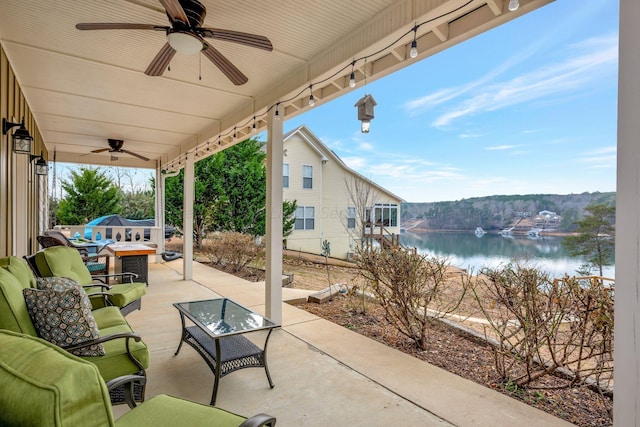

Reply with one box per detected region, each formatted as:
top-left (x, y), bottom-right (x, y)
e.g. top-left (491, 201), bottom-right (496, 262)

top-left (283, 126), bottom-right (402, 259)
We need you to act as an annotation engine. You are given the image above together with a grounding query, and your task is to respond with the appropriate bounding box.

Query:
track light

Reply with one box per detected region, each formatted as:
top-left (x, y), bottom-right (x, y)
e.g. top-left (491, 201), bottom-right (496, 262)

top-left (508, 0), bottom-right (519, 11)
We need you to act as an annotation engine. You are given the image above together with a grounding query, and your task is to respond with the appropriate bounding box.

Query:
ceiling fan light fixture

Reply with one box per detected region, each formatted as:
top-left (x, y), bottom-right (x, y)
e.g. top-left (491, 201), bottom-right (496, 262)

top-left (168, 30), bottom-right (203, 54)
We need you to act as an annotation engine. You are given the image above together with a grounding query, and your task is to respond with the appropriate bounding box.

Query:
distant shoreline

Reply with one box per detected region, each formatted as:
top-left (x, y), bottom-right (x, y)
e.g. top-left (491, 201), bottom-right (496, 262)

top-left (402, 228), bottom-right (576, 237)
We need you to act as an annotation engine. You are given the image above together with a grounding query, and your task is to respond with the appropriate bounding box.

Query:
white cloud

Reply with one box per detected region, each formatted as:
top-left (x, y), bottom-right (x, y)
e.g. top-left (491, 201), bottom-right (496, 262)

top-left (341, 156), bottom-right (368, 170)
top-left (485, 144), bottom-right (518, 151)
top-left (417, 34), bottom-right (618, 128)
top-left (584, 146), bottom-right (616, 156)
top-left (459, 133), bottom-right (482, 139)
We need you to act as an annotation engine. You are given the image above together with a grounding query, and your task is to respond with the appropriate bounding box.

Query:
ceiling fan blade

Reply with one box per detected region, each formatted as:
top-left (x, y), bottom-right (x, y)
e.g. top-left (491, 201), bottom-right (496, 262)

top-left (90, 148), bottom-right (111, 154)
top-left (121, 149), bottom-right (150, 162)
top-left (145, 43), bottom-right (176, 76)
top-left (76, 23), bottom-right (168, 31)
top-left (159, 0), bottom-right (189, 25)
top-left (202, 42), bottom-right (248, 85)
top-left (200, 28), bottom-right (273, 51)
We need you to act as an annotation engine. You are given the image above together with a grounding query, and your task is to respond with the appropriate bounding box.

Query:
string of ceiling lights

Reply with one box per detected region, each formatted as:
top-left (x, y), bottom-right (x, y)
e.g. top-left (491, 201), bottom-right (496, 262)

top-left (162, 0), bottom-right (520, 173)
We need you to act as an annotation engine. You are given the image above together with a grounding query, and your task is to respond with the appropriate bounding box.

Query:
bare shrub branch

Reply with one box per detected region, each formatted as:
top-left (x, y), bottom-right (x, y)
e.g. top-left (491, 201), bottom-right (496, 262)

top-left (356, 247), bottom-right (470, 350)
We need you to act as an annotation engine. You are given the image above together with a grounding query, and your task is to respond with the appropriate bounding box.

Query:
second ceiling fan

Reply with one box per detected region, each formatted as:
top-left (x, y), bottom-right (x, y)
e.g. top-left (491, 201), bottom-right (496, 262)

top-left (76, 0), bottom-right (273, 85)
top-left (91, 139), bottom-right (150, 162)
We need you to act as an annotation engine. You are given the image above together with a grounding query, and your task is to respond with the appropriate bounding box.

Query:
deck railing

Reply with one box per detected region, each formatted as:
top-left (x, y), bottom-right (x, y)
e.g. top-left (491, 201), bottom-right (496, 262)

top-left (54, 224), bottom-right (163, 252)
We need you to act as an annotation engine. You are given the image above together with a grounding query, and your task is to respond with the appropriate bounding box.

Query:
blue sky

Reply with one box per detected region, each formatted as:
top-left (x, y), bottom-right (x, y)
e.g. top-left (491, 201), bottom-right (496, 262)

top-left (285, 0), bottom-right (619, 203)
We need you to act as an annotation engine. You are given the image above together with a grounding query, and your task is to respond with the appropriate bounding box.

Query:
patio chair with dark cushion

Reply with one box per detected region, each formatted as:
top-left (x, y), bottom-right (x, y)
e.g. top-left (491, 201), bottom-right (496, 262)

top-left (33, 246), bottom-right (146, 316)
top-left (0, 329), bottom-right (276, 427)
top-left (38, 232), bottom-right (111, 279)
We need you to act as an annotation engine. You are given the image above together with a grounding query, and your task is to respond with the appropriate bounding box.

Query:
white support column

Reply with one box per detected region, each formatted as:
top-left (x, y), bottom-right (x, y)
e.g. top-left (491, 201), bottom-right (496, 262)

top-left (183, 153), bottom-right (194, 280)
top-left (155, 162), bottom-right (164, 263)
top-left (13, 155), bottom-right (28, 256)
top-left (265, 108), bottom-right (284, 324)
top-left (614, 1), bottom-right (640, 425)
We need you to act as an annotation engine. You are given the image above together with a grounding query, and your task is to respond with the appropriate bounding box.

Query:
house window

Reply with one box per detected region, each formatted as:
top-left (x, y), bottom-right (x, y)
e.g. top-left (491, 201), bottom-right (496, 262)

top-left (283, 163), bottom-right (289, 188)
top-left (373, 204), bottom-right (398, 227)
top-left (295, 206), bottom-right (315, 230)
top-left (302, 165), bottom-right (313, 189)
top-left (347, 207), bottom-right (356, 229)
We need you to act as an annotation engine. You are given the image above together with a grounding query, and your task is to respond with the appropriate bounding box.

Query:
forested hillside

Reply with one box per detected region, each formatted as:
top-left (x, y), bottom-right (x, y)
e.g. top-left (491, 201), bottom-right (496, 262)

top-left (401, 192), bottom-right (615, 232)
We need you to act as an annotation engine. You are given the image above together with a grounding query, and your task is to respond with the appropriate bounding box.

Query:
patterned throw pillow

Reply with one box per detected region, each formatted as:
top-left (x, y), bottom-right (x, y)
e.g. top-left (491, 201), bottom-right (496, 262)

top-left (23, 286), bottom-right (105, 357)
top-left (36, 276), bottom-right (81, 291)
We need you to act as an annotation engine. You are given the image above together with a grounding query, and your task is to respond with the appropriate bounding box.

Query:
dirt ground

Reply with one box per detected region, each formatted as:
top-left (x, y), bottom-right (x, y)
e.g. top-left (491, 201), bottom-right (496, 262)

top-left (166, 240), bottom-right (612, 426)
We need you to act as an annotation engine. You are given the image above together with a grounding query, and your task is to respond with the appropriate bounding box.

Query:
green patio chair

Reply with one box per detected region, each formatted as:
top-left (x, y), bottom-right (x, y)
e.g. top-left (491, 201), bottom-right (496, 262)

top-left (32, 246), bottom-right (146, 316)
top-left (0, 329), bottom-right (276, 427)
top-left (38, 233), bottom-right (110, 279)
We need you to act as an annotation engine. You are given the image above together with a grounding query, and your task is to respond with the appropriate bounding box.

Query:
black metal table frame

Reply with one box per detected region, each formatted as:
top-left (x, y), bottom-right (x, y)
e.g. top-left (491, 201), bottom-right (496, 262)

top-left (173, 298), bottom-right (277, 405)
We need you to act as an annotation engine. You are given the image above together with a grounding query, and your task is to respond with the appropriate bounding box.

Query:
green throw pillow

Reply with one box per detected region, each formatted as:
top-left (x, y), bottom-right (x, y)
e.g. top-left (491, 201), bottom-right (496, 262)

top-left (36, 276), bottom-right (81, 291)
top-left (23, 286), bottom-right (105, 357)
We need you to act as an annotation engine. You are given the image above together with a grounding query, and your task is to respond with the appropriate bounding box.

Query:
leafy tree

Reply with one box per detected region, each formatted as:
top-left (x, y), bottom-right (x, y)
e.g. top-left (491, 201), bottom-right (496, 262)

top-left (57, 167), bottom-right (121, 224)
top-left (119, 189), bottom-right (155, 219)
top-left (164, 138), bottom-right (297, 247)
top-left (283, 200), bottom-right (297, 238)
top-left (563, 203), bottom-right (615, 276)
top-left (208, 139), bottom-right (267, 236)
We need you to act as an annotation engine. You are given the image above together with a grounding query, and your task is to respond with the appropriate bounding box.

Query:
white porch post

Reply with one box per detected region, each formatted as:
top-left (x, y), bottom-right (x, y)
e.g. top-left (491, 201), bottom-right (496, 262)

top-left (13, 155), bottom-right (28, 256)
top-left (614, 1), bottom-right (640, 424)
top-left (155, 162), bottom-right (164, 263)
top-left (183, 153), bottom-right (194, 280)
top-left (265, 108), bottom-right (283, 323)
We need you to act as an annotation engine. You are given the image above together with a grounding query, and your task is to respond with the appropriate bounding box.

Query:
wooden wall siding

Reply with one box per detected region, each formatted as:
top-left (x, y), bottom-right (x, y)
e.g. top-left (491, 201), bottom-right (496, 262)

top-left (0, 45), bottom-right (47, 257)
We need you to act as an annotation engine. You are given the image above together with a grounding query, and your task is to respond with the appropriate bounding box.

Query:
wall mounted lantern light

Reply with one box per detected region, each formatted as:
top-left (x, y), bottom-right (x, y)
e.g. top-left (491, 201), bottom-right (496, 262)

top-left (30, 152), bottom-right (48, 176)
top-left (2, 117), bottom-right (34, 154)
top-left (354, 94), bottom-right (377, 133)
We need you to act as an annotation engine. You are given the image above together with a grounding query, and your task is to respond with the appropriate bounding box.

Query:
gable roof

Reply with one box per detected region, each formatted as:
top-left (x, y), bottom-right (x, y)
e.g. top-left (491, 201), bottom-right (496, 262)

top-left (284, 125), bottom-right (405, 202)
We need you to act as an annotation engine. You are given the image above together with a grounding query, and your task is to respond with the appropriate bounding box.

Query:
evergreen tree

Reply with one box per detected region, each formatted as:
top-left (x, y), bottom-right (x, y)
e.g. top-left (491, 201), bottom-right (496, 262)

top-left (57, 167), bottom-right (121, 224)
top-left (562, 203), bottom-right (615, 276)
top-left (164, 138), bottom-right (297, 246)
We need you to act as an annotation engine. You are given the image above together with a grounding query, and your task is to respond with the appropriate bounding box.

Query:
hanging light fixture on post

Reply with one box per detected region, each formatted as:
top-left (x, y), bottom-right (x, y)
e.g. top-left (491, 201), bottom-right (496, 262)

top-left (2, 117), bottom-right (33, 154)
top-left (354, 94), bottom-right (377, 133)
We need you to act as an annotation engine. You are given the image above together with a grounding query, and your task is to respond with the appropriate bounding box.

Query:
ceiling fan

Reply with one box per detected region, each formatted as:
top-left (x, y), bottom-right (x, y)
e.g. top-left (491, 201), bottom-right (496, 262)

top-left (75, 0), bottom-right (273, 85)
top-left (90, 139), bottom-right (150, 162)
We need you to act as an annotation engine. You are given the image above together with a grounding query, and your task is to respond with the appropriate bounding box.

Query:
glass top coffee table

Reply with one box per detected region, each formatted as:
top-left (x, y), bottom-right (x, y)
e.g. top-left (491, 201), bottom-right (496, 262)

top-left (173, 298), bottom-right (279, 405)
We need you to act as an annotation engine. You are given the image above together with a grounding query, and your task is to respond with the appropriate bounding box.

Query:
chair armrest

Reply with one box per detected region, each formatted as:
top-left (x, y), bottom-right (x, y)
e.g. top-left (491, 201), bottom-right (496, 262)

top-left (84, 283), bottom-right (111, 291)
top-left (65, 332), bottom-right (141, 349)
top-left (106, 374), bottom-right (147, 408)
top-left (240, 414), bottom-right (277, 427)
top-left (65, 332), bottom-right (146, 372)
top-left (92, 271), bottom-right (139, 283)
top-left (84, 291), bottom-right (112, 307)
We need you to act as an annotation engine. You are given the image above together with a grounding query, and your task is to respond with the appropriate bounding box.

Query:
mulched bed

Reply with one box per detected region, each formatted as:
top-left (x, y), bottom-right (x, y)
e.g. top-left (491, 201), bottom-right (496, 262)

top-left (295, 295), bottom-right (613, 427)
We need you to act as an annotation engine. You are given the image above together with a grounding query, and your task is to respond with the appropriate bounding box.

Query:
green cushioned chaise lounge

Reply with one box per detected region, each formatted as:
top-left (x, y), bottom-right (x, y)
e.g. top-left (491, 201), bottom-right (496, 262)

top-left (0, 329), bottom-right (276, 427)
top-left (0, 256), bottom-right (149, 407)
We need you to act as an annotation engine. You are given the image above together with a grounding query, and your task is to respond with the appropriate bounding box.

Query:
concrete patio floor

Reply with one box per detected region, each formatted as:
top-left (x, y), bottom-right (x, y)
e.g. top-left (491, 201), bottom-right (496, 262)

top-left (114, 260), bottom-right (573, 426)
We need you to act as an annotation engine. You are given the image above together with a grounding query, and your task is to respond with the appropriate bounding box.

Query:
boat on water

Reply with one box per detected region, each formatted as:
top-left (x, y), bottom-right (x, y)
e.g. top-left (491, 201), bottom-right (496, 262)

top-left (527, 228), bottom-right (543, 238)
top-left (475, 227), bottom-right (486, 237)
top-left (499, 227), bottom-right (514, 236)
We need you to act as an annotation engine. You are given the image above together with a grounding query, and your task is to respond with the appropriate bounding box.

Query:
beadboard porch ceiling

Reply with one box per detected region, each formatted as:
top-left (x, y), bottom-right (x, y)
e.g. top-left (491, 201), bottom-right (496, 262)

top-left (0, 0), bottom-right (552, 169)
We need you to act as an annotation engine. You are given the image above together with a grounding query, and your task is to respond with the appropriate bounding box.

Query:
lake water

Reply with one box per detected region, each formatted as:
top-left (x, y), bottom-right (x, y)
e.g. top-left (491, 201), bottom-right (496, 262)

top-left (399, 231), bottom-right (615, 279)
